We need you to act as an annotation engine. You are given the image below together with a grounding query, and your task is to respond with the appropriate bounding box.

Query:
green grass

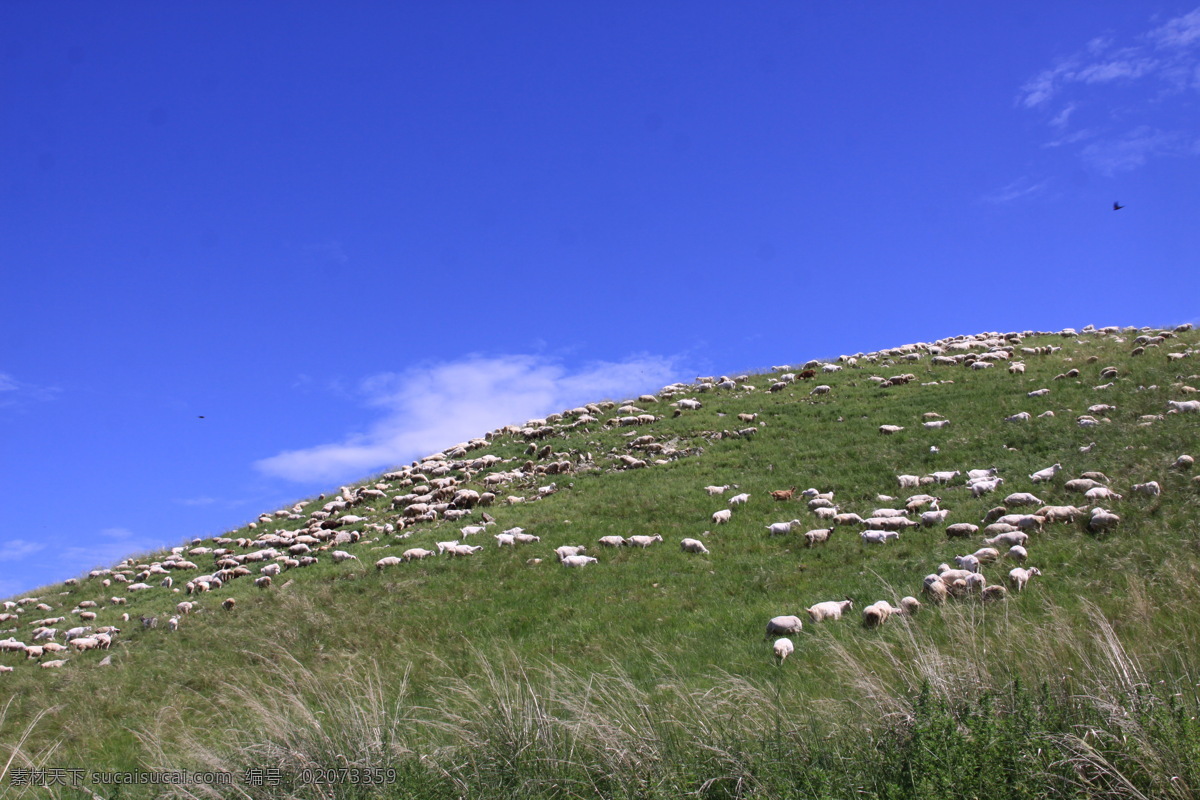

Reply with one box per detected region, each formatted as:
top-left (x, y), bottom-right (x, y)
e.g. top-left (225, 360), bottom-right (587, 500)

top-left (3, 325), bottom-right (1200, 798)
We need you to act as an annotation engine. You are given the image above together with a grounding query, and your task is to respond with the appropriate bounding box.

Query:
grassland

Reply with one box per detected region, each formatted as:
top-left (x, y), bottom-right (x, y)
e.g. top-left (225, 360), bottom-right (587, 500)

top-left (3, 325), bottom-right (1200, 799)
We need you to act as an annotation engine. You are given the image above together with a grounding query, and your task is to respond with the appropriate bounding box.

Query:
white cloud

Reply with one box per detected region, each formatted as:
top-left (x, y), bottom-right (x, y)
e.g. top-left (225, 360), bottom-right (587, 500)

top-left (0, 539), bottom-right (46, 562)
top-left (983, 177), bottom-right (1049, 204)
top-left (1080, 126), bottom-right (1193, 174)
top-left (57, 528), bottom-right (172, 578)
top-left (255, 352), bottom-right (687, 483)
top-left (0, 373), bottom-right (17, 392)
top-left (1149, 8), bottom-right (1200, 49)
top-left (1018, 7), bottom-right (1200, 173)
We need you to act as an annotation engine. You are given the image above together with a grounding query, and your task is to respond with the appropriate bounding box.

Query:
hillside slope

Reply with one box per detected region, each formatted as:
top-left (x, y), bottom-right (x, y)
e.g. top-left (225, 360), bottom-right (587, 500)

top-left (4, 323), bottom-right (1200, 799)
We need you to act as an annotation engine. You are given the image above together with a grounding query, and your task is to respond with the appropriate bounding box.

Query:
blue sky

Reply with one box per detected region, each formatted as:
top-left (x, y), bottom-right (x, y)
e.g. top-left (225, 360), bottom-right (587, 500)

top-left (3, 2), bottom-right (1198, 598)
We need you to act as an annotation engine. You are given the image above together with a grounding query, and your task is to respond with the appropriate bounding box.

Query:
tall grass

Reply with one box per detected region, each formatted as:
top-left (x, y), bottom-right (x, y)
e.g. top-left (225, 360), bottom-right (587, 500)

top-left (134, 599), bottom-right (1200, 800)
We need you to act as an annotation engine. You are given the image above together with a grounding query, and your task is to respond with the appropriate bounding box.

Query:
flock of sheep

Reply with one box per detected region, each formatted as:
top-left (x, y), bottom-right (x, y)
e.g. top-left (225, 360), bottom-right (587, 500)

top-left (2, 322), bottom-right (1198, 673)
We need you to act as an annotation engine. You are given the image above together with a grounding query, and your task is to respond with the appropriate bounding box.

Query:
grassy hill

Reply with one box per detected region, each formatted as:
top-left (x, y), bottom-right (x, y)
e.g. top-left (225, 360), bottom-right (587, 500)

top-left (4, 324), bottom-right (1200, 799)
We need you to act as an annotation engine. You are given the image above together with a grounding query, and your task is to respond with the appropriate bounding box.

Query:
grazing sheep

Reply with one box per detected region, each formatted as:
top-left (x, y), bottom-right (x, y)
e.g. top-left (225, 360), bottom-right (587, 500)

top-left (897, 474), bottom-right (921, 488)
top-left (1168, 400), bottom-right (1200, 413)
top-left (945, 523), bottom-right (979, 539)
top-left (598, 536), bottom-right (627, 547)
top-left (806, 599), bottom-right (853, 622)
top-left (494, 533), bottom-right (516, 547)
top-left (402, 548), bottom-right (435, 561)
top-left (1085, 486), bottom-right (1122, 502)
top-left (804, 528), bottom-right (832, 547)
top-left (766, 520), bottom-right (801, 536)
top-left (1088, 507), bottom-right (1121, 532)
top-left (984, 531), bottom-right (1029, 548)
top-left (862, 600), bottom-right (899, 628)
top-left (773, 638), bottom-right (794, 663)
top-left (972, 547), bottom-right (1001, 564)
top-left (167, 616), bottom-right (180, 631)
top-left (923, 580), bottom-right (949, 605)
top-left (560, 555), bottom-right (597, 568)
top-left (1007, 545), bottom-right (1028, 563)
top-left (879, 425), bottom-right (905, 435)
top-left (221, 598), bottom-right (236, 612)
top-left (712, 509), bottom-right (732, 525)
top-left (981, 585), bottom-right (1008, 602)
top-left (627, 535), bottom-right (663, 548)
top-left (449, 544), bottom-right (483, 556)
top-left (970, 478), bottom-right (1005, 497)
top-left (1029, 463), bottom-right (1063, 483)
top-left (810, 384), bottom-right (831, 395)
top-left (1005, 412), bottom-right (1031, 422)
top-left (1173, 455), bottom-right (1195, 469)
top-left (40, 660), bottom-right (67, 669)
top-left (254, 576), bottom-right (272, 589)
top-left (1008, 566), bottom-right (1042, 592)
top-left (1004, 492), bottom-right (1043, 507)
top-left (899, 596), bottom-right (921, 616)
top-left (765, 615), bottom-right (804, 636)
top-left (920, 509), bottom-right (951, 527)
top-left (680, 538), bottom-right (709, 554)
top-left (555, 545), bottom-right (589, 560)
top-left (1132, 481), bottom-right (1161, 496)
top-left (861, 530), bottom-right (900, 544)
top-left (1036, 505), bottom-right (1087, 523)
top-left (1065, 478), bottom-right (1104, 493)
top-left (375, 556), bottom-right (403, 570)
top-left (704, 485), bottom-right (732, 496)
top-left (729, 493), bottom-right (751, 506)
top-left (954, 554), bottom-right (981, 573)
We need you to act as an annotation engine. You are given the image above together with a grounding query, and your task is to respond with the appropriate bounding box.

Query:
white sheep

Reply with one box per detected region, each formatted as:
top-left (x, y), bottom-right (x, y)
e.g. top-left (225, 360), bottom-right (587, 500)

top-left (1008, 566), bottom-right (1042, 592)
top-left (598, 535), bottom-right (627, 547)
top-left (810, 385), bottom-right (831, 395)
top-left (627, 535), bottom-right (663, 548)
top-left (402, 548), bottom-right (435, 561)
top-left (804, 528), bottom-right (832, 546)
top-left (954, 554), bottom-right (981, 573)
top-left (928, 470), bottom-right (960, 483)
top-left (1004, 492), bottom-right (1043, 507)
top-left (1085, 486), bottom-right (1122, 502)
top-left (712, 509), bottom-right (732, 525)
top-left (331, 551), bottom-right (359, 563)
top-left (879, 425), bottom-right (904, 435)
top-left (970, 478), bottom-right (1004, 497)
top-left (1173, 455), bottom-right (1195, 469)
top-left (920, 509), bottom-right (950, 526)
top-left (1168, 400), bottom-right (1200, 413)
top-left (945, 523), bottom-right (979, 539)
top-left (375, 556), bottom-right (403, 570)
top-left (766, 520), bottom-right (801, 536)
top-left (729, 493), bottom-right (751, 506)
top-left (984, 531), bottom-right (1029, 548)
top-left (861, 530), bottom-right (900, 544)
top-left (1029, 463), bottom-right (1062, 483)
top-left (1088, 507), bottom-right (1121, 532)
top-left (555, 545), bottom-right (588, 560)
top-left (773, 638), bottom-right (794, 663)
top-left (806, 599), bottom-right (853, 622)
top-left (897, 474), bottom-right (920, 488)
top-left (560, 555), bottom-right (597, 568)
top-left (703, 485), bottom-right (731, 496)
top-left (862, 600), bottom-right (900, 628)
top-left (494, 533), bottom-right (516, 547)
top-left (765, 615), bottom-right (803, 636)
top-left (449, 544), bottom-right (483, 557)
top-left (1005, 412), bottom-right (1031, 422)
top-left (1007, 545), bottom-right (1028, 563)
top-left (1132, 481), bottom-right (1161, 496)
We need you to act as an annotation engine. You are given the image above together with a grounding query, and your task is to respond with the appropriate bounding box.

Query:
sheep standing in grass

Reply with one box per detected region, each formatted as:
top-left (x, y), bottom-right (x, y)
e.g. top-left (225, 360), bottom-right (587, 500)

top-left (1088, 508), bottom-right (1121, 532)
top-left (627, 535), bottom-right (663, 548)
top-left (729, 493), bottom-right (751, 506)
top-left (773, 638), bottom-right (794, 664)
top-left (598, 536), bottom-right (627, 547)
top-left (712, 509), bottom-right (732, 525)
top-left (765, 615), bottom-right (804, 636)
top-left (804, 529), bottom-right (832, 547)
top-left (862, 601), bottom-right (900, 628)
top-left (1029, 463), bottom-right (1062, 483)
top-left (806, 599), bottom-right (853, 622)
top-left (766, 520), bottom-right (801, 536)
top-left (680, 538), bottom-right (709, 554)
top-left (1008, 566), bottom-right (1042, 592)
top-left (560, 555), bottom-right (597, 568)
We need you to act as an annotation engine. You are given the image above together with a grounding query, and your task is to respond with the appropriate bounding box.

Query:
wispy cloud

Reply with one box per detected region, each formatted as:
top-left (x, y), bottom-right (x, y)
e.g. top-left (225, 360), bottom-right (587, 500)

top-left (1018, 6), bottom-right (1200, 172)
top-left (0, 538), bottom-right (47, 562)
top-left (1080, 125), bottom-right (1195, 175)
top-left (983, 176), bottom-right (1050, 204)
top-left (56, 527), bottom-right (172, 578)
top-left (0, 371), bottom-right (60, 408)
top-left (255, 352), bottom-right (687, 483)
